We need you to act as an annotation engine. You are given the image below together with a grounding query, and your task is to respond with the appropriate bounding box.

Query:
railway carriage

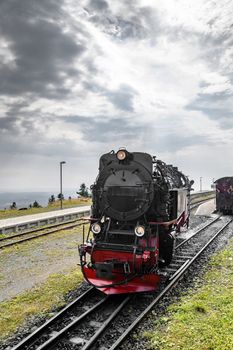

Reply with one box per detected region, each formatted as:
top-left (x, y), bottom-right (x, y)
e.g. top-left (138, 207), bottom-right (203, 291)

top-left (79, 148), bottom-right (193, 294)
top-left (215, 177), bottom-right (233, 214)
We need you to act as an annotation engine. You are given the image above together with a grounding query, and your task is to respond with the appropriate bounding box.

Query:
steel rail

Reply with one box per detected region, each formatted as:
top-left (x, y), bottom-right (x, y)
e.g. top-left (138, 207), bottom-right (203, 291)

top-left (175, 215), bottom-right (221, 250)
top-left (109, 218), bottom-right (232, 350)
top-left (82, 296), bottom-right (131, 350)
top-left (12, 290), bottom-right (130, 350)
top-left (0, 221), bottom-right (87, 249)
top-left (11, 287), bottom-right (94, 350)
top-left (37, 296), bottom-right (110, 350)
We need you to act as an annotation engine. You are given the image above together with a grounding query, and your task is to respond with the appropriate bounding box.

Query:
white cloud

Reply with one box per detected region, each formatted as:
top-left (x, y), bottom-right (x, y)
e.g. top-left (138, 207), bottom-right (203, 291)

top-left (0, 0), bottom-right (233, 192)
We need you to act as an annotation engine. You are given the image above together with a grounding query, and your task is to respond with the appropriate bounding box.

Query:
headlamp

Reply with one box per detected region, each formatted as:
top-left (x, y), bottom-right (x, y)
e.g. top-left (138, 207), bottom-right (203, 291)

top-left (91, 222), bottom-right (101, 234)
top-left (135, 225), bottom-right (145, 237)
top-left (116, 149), bottom-right (126, 161)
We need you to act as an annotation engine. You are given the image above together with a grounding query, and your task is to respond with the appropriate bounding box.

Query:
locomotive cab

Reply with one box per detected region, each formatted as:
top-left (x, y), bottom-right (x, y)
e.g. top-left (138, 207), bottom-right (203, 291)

top-left (79, 148), bottom-right (192, 294)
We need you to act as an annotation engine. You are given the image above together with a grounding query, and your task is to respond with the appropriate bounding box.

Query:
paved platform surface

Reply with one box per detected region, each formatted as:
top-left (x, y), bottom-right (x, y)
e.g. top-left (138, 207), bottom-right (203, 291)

top-left (195, 198), bottom-right (216, 216)
top-left (0, 206), bottom-right (91, 230)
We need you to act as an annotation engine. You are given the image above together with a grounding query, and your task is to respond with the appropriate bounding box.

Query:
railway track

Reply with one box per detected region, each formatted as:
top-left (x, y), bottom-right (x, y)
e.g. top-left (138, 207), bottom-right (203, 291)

top-left (108, 215), bottom-right (232, 350)
top-left (0, 197), bottom-right (212, 250)
top-left (11, 286), bottom-right (131, 350)
top-left (0, 219), bottom-right (87, 249)
top-left (11, 215), bottom-right (232, 350)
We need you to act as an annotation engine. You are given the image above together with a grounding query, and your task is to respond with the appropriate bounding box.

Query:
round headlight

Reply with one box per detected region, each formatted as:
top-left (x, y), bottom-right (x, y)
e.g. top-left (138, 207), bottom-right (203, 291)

top-left (116, 150), bottom-right (126, 161)
top-left (91, 223), bottom-right (101, 234)
top-left (135, 225), bottom-right (145, 237)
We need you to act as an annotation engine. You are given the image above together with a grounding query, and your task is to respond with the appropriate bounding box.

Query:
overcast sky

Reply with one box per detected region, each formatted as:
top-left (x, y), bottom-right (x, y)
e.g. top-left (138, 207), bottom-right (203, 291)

top-left (0, 0), bottom-right (233, 193)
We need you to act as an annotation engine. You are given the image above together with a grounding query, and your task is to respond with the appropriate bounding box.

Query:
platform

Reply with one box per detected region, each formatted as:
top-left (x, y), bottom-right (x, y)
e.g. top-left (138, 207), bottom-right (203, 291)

top-left (195, 198), bottom-right (216, 216)
top-left (0, 206), bottom-right (91, 234)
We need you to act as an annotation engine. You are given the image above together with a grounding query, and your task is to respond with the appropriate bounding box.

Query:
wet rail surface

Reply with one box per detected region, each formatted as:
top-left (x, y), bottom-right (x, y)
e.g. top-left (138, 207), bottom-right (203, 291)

top-left (10, 215), bottom-right (232, 350)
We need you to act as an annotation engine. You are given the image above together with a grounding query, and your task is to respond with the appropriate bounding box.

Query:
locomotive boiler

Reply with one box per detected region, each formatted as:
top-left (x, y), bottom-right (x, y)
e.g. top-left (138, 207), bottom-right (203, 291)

top-left (79, 148), bottom-right (193, 294)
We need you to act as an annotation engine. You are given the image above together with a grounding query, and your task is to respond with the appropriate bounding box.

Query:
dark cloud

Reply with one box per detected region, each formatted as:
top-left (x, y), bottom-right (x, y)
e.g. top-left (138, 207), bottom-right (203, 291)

top-left (63, 114), bottom-right (145, 142)
top-left (63, 114), bottom-right (213, 153)
top-left (80, 82), bottom-right (137, 111)
top-left (0, 116), bottom-right (17, 132)
top-left (0, 132), bottom-right (79, 159)
top-left (114, 16), bottom-right (148, 40)
top-left (186, 92), bottom-right (233, 129)
top-left (153, 133), bottom-right (211, 153)
top-left (0, 0), bottom-right (86, 99)
top-left (88, 0), bottom-right (109, 11)
top-left (106, 84), bottom-right (137, 111)
top-left (0, 99), bottom-right (40, 135)
top-left (87, 1), bottom-right (159, 41)
top-left (0, 109), bottom-right (80, 159)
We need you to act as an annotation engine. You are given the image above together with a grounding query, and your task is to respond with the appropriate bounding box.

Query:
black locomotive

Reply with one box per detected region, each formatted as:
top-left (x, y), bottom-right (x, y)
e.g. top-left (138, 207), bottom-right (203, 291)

top-left (215, 177), bottom-right (233, 214)
top-left (79, 148), bottom-right (193, 294)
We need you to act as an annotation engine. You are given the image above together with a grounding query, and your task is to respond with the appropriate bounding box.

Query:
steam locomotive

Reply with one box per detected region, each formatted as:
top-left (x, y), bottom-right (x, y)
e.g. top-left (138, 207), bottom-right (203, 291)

top-left (79, 148), bottom-right (193, 294)
top-left (215, 177), bottom-right (233, 214)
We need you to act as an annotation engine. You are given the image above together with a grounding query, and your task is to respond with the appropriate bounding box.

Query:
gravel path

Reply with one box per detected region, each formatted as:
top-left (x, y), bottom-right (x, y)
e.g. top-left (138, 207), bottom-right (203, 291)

top-left (0, 226), bottom-right (86, 302)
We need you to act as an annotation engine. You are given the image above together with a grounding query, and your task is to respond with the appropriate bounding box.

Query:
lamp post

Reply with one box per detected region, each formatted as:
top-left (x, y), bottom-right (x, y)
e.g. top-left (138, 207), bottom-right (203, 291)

top-left (212, 178), bottom-right (215, 190)
top-left (200, 176), bottom-right (202, 192)
top-left (60, 161), bottom-right (66, 209)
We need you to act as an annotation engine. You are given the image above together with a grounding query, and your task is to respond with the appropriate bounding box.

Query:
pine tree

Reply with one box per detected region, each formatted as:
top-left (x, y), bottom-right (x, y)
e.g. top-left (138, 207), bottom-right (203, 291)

top-left (57, 193), bottom-right (64, 200)
top-left (33, 200), bottom-right (40, 208)
top-left (10, 202), bottom-right (17, 209)
top-left (77, 183), bottom-right (89, 197)
top-left (48, 194), bottom-right (55, 204)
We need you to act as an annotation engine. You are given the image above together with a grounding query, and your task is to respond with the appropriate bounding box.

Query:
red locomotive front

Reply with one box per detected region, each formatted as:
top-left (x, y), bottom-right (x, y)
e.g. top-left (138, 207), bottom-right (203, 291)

top-left (79, 149), bottom-right (193, 294)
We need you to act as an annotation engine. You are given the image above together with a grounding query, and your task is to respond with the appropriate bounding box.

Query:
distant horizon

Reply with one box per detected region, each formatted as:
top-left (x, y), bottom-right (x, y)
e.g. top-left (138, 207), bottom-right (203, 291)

top-left (0, 190), bottom-right (83, 210)
top-left (0, 189), bottom-right (83, 194)
top-left (0, 187), bottom-right (213, 195)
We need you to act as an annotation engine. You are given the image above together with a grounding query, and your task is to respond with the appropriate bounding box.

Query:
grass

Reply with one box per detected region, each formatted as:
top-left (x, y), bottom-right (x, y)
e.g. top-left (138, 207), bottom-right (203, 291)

top-left (144, 239), bottom-right (233, 350)
top-left (0, 197), bottom-right (92, 220)
top-left (0, 268), bottom-right (83, 341)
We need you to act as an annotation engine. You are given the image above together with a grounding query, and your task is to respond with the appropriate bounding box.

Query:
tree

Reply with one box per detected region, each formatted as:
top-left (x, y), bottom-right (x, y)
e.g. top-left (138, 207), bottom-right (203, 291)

top-left (48, 194), bottom-right (55, 204)
top-left (10, 202), bottom-right (17, 209)
top-left (77, 183), bottom-right (89, 197)
top-left (32, 200), bottom-right (40, 208)
top-left (57, 193), bottom-right (64, 200)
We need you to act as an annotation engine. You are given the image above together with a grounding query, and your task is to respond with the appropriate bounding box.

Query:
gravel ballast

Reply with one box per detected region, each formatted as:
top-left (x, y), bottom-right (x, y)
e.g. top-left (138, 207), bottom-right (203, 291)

top-left (1, 210), bottom-right (232, 349)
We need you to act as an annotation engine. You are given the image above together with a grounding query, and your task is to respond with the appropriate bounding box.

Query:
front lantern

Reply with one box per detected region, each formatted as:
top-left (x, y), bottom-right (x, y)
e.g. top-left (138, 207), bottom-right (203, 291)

top-left (116, 149), bottom-right (126, 161)
top-left (91, 222), bottom-right (101, 234)
top-left (135, 225), bottom-right (145, 237)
